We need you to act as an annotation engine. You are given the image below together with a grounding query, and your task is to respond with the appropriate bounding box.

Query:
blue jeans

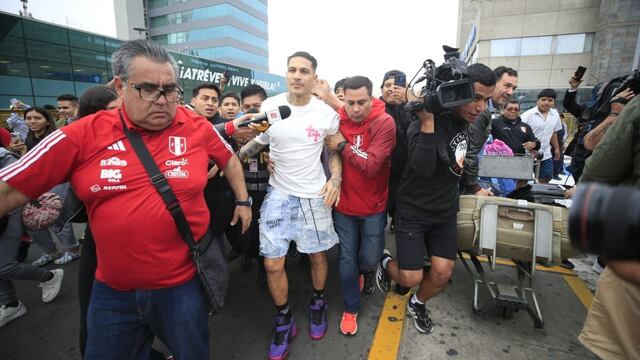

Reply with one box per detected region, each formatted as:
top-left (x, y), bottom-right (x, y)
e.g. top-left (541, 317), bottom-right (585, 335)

top-left (86, 277), bottom-right (209, 360)
top-left (334, 211), bottom-right (386, 313)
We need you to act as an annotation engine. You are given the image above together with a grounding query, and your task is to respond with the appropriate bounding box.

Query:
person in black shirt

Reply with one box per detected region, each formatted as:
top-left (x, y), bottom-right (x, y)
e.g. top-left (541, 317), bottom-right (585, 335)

top-left (491, 100), bottom-right (539, 155)
top-left (376, 64), bottom-right (497, 334)
top-left (379, 70), bottom-right (414, 230)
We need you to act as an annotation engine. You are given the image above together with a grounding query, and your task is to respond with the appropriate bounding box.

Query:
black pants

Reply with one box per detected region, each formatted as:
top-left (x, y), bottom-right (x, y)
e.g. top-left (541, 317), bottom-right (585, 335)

top-left (78, 226), bottom-right (96, 357)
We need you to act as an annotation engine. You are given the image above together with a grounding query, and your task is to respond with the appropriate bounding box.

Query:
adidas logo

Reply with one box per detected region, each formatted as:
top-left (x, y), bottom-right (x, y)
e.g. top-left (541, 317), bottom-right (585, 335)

top-left (107, 140), bottom-right (126, 151)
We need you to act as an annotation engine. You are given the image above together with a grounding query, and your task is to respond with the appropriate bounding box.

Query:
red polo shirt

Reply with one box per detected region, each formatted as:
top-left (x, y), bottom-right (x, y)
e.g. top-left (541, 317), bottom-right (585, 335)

top-left (0, 106), bottom-right (234, 290)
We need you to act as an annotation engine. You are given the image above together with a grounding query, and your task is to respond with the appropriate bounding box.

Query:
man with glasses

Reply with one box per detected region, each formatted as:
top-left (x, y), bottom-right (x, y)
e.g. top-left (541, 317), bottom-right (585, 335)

top-left (0, 39), bottom-right (251, 358)
top-left (491, 100), bottom-right (540, 156)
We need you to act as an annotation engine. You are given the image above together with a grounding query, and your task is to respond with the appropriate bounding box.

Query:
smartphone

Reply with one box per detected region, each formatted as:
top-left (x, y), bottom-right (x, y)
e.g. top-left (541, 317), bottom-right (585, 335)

top-left (574, 66), bottom-right (587, 81)
top-left (222, 70), bottom-right (230, 81)
top-left (394, 74), bottom-right (407, 87)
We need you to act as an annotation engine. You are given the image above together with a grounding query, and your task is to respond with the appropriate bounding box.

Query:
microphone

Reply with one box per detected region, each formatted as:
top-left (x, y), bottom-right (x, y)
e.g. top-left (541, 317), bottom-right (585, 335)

top-left (237, 105), bottom-right (291, 131)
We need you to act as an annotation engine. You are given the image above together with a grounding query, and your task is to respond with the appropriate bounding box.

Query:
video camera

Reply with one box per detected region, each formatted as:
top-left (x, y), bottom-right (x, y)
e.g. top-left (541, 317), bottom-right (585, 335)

top-left (581, 69), bottom-right (640, 122)
top-left (569, 183), bottom-right (640, 261)
top-left (404, 45), bottom-right (474, 114)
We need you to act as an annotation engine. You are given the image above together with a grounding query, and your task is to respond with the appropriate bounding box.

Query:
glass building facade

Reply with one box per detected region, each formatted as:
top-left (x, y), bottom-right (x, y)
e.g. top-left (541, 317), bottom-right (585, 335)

top-left (0, 11), bottom-right (284, 109)
top-left (148, 0), bottom-right (269, 71)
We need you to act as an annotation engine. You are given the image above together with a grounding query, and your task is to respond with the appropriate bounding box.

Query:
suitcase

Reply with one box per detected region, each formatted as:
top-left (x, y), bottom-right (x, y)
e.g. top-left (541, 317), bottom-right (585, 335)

top-left (457, 195), bottom-right (579, 264)
top-left (508, 184), bottom-right (567, 206)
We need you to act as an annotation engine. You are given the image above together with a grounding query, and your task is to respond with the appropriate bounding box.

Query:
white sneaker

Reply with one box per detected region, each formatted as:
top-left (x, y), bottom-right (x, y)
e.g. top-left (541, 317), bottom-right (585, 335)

top-left (0, 301), bottom-right (27, 328)
top-left (40, 269), bottom-right (64, 303)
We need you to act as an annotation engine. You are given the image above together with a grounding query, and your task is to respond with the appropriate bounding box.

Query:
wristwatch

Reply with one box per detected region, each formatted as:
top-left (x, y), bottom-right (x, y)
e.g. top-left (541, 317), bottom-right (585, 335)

top-left (235, 196), bottom-right (253, 207)
top-left (336, 141), bottom-right (348, 153)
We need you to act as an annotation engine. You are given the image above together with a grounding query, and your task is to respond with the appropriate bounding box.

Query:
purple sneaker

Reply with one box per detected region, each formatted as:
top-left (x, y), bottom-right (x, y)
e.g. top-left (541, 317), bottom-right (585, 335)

top-left (268, 314), bottom-right (297, 360)
top-left (309, 298), bottom-right (328, 340)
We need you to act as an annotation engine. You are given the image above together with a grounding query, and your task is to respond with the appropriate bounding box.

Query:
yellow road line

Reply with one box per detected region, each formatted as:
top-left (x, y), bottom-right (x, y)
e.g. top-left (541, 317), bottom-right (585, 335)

top-left (460, 254), bottom-right (576, 276)
top-left (368, 292), bottom-right (410, 360)
top-left (562, 275), bottom-right (593, 309)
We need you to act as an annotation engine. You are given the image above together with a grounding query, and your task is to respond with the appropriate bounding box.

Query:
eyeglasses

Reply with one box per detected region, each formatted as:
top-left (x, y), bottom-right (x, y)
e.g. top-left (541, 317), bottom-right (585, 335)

top-left (128, 82), bottom-right (183, 102)
top-left (505, 107), bottom-right (520, 112)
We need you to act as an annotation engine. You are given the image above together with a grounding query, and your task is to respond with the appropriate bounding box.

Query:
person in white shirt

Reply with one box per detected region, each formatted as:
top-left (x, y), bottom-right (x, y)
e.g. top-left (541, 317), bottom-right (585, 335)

top-left (520, 88), bottom-right (562, 183)
top-left (238, 51), bottom-right (342, 360)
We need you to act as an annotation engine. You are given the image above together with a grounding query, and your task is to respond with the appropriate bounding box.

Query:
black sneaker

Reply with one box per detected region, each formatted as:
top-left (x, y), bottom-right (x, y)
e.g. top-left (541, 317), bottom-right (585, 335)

top-left (376, 250), bottom-right (392, 293)
top-left (362, 271), bottom-right (375, 295)
top-left (406, 298), bottom-right (433, 333)
top-left (561, 259), bottom-right (575, 270)
top-left (395, 284), bottom-right (411, 295)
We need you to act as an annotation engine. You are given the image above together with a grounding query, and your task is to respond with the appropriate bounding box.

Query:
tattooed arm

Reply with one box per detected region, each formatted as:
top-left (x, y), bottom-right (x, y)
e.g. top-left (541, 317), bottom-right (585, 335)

top-left (320, 135), bottom-right (343, 207)
top-left (238, 139), bottom-right (266, 161)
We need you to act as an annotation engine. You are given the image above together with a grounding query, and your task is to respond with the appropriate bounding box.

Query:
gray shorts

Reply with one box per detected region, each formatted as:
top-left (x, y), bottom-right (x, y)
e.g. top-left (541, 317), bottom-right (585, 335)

top-left (259, 187), bottom-right (339, 258)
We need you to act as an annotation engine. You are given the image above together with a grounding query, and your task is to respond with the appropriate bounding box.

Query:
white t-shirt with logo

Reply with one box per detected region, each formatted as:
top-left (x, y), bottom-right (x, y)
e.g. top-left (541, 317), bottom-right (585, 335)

top-left (520, 107), bottom-right (562, 161)
top-left (254, 93), bottom-right (339, 198)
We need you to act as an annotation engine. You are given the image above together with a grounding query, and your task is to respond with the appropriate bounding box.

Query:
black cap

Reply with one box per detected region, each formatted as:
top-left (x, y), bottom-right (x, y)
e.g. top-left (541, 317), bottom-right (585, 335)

top-left (381, 70), bottom-right (405, 88)
top-left (537, 88), bottom-right (557, 99)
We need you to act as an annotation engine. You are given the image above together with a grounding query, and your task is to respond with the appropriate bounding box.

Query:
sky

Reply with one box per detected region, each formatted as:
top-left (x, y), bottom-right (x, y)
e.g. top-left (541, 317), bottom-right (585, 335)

top-left (0, 0), bottom-right (460, 95)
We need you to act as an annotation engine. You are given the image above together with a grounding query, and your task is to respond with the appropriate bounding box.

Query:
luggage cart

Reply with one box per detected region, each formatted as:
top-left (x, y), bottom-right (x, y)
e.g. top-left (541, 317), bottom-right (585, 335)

top-left (459, 154), bottom-right (547, 328)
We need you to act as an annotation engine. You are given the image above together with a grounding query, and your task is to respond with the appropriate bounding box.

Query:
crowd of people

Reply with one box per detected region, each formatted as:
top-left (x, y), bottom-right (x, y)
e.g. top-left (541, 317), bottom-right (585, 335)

top-left (0, 38), bottom-right (638, 360)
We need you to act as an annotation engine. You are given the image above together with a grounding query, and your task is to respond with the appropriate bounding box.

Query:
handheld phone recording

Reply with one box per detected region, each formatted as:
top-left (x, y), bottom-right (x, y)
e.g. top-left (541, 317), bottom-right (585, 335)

top-left (394, 74), bottom-right (407, 87)
top-left (574, 66), bottom-right (587, 81)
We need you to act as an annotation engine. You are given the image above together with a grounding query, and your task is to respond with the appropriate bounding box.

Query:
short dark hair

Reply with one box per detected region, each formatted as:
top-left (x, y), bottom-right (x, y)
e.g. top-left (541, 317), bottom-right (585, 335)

top-left (342, 76), bottom-right (373, 97)
top-left (334, 78), bottom-right (347, 94)
top-left (287, 51), bottom-right (317, 71)
top-left (220, 91), bottom-right (240, 104)
top-left (57, 94), bottom-right (78, 103)
top-left (240, 84), bottom-right (267, 102)
top-left (467, 63), bottom-right (497, 87)
top-left (78, 85), bottom-right (119, 118)
top-left (494, 66), bottom-right (518, 80)
top-left (538, 88), bottom-right (557, 99)
top-left (192, 83), bottom-right (221, 99)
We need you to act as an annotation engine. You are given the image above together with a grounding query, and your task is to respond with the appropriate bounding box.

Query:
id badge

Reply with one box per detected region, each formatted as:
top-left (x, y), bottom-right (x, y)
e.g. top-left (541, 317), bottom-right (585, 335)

top-left (249, 158), bottom-right (258, 173)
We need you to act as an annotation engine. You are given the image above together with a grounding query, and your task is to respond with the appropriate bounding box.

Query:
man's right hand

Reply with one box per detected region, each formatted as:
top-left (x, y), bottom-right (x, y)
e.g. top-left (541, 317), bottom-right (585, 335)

top-left (522, 141), bottom-right (536, 150)
top-left (415, 108), bottom-right (435, 133)
top-left (569, 76), bottom-right (582, 90)
top-left (475, 188), bottom-right (494, 197)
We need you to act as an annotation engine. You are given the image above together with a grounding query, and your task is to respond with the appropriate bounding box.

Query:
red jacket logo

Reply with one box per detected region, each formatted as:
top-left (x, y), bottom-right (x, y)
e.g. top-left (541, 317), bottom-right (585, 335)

top-left (169, 136), bottom-right (187, 156)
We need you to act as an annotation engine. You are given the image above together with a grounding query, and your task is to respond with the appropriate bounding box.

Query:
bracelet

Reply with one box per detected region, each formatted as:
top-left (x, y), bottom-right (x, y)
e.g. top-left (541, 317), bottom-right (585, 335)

top-left (609, 112), bottom-right (619, 117)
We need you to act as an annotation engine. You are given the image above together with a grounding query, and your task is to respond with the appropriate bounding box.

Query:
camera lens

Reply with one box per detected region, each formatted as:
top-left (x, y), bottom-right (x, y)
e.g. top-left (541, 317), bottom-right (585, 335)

top-left (569, 183), bottom-right (640, 260)
top-left (441, 88), bottom-right (458, 103)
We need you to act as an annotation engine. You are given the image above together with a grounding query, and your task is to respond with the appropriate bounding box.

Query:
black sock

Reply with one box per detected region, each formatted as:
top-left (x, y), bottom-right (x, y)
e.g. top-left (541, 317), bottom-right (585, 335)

top-left (313, 288), bottom-right (325, 299)
top-left (44, 272), bottom-right (54, 281)
top-left (276, 303), bottom-right (290, 318)
top-left (5, 300), bottom-right (19, 308)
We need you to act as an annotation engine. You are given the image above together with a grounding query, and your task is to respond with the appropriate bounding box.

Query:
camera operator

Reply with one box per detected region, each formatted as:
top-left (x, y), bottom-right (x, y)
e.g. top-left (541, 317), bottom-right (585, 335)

top-left (575, 96), bottom-right (640, 359)
top-left (563, 74), bottom-right (636, 182)
top-left (376, 63), bottom-right (496, 334)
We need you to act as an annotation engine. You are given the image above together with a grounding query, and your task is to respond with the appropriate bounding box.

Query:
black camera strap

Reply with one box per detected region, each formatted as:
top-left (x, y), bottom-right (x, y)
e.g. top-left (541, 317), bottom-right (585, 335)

top-left (118, 111), bottom-right (199, 251)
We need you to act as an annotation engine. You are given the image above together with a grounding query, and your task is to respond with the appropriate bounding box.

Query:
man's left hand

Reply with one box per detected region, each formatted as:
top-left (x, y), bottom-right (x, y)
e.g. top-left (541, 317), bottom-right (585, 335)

top-left (231, 205), bottom-right (252, 234)
top-left (320, 177), bottom-right (341, 207)
top-left (553, 149), bottom-right (561, 160)
top-left (325, 132), bottom-right (346, 151)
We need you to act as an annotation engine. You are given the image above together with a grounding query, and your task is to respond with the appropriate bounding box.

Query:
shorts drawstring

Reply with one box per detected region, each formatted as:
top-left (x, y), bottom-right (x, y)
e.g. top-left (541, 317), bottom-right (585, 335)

top-left (307, 199), bottom-right (321, 244)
